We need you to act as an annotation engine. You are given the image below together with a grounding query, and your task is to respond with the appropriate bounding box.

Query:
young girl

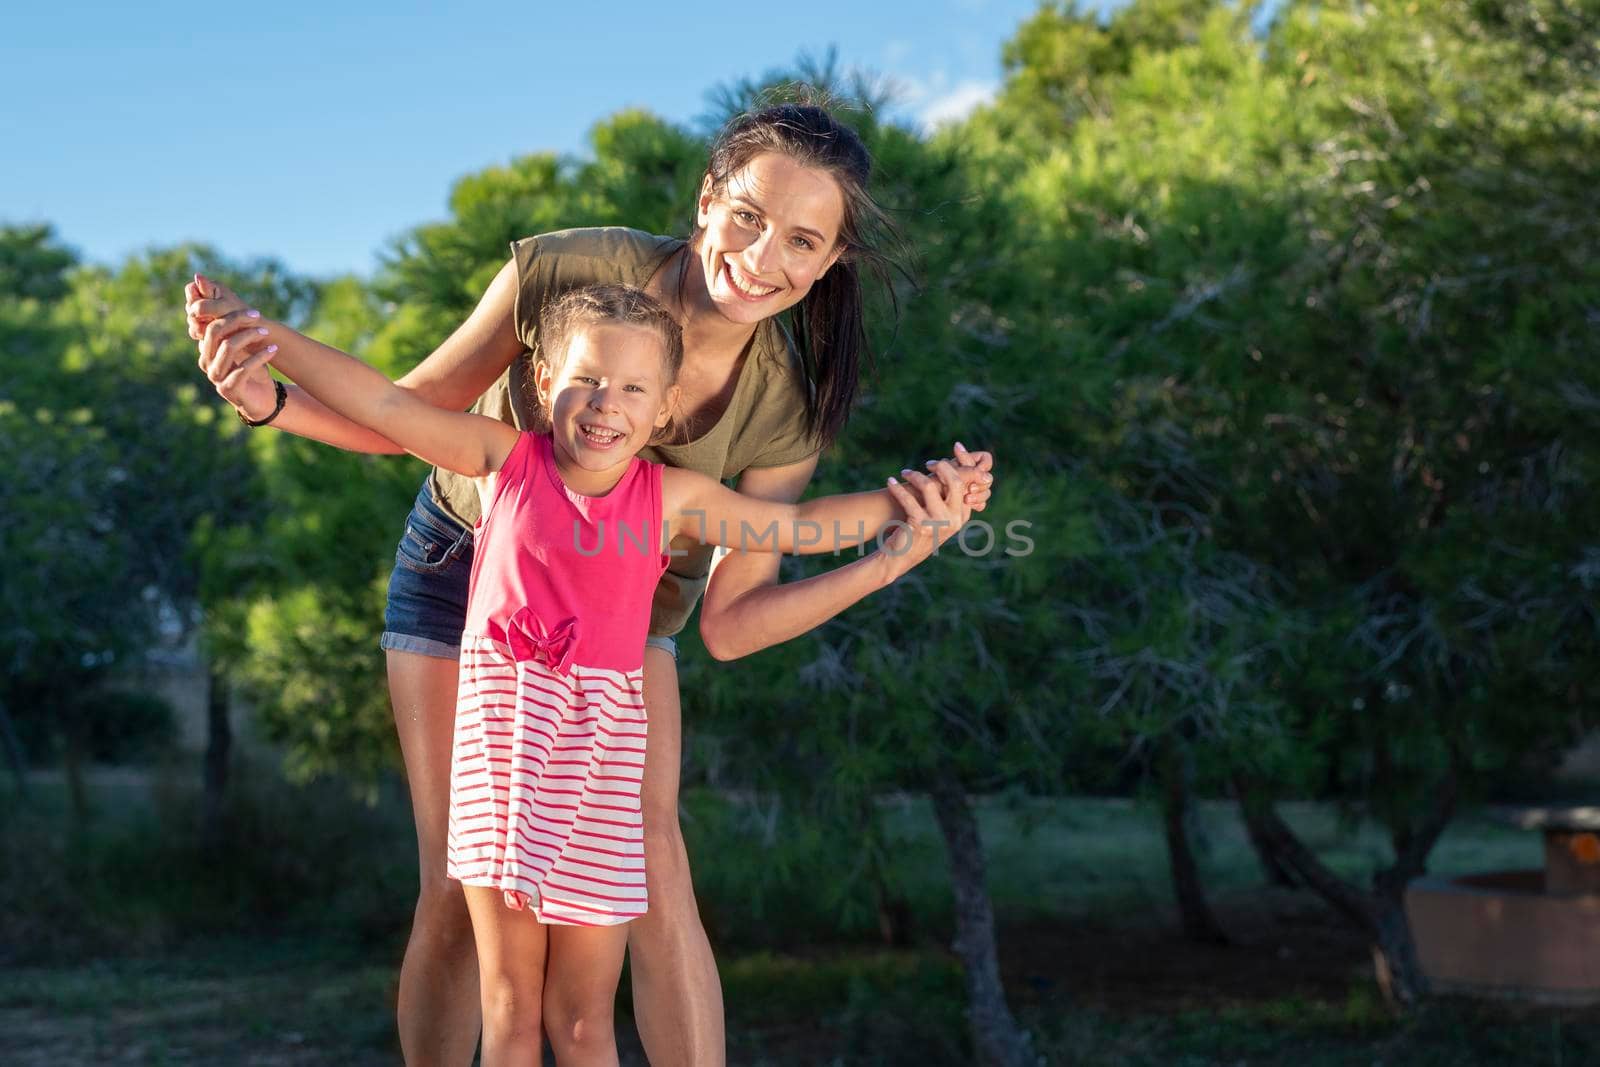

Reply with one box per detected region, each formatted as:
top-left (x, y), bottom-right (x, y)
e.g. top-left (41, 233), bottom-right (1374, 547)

top-left (230, 283), bottom-right (978, 1066)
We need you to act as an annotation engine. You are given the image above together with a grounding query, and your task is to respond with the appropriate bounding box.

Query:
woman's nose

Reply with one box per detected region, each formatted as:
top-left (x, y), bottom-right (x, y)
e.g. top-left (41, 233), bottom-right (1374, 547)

top-left (743, 229), bottom-right (780, 275)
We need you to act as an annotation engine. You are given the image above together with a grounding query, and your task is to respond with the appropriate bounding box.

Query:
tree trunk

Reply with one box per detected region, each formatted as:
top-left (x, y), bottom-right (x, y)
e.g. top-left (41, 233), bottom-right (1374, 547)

top-left (1369, 882), bottom-right (1430, 1006)
top-left (927, 772), bottom-right (1031, 1067)
top-left (63, 732), bottom-right (89, 825)
top-left (1159, 739), bottom-right (1229, 944)
top-left (202, 670), bottom-right (232, 848)
top-left (1232, 774), bottom-right (1455, 1011)
top-left (1240, 798), bottom-right (1300, 888)
top-left (0, 697), bottom-right (27, 798)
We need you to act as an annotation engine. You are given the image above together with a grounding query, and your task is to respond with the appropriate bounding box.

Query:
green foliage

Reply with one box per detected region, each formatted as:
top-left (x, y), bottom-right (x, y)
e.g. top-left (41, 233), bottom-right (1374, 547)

top-left (0, 761), bottom-right (413, 961)
top-left (0, 222), bottom-right (75, 302)
top-left (0, 227), bottom-right (315, 772)
top-left (954, 0), bottom-right (1600, 872)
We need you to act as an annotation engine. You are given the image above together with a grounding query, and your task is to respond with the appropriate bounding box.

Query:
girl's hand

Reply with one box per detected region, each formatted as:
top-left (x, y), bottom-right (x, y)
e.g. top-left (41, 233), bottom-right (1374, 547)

top-left (878, 462), bottom-right (980, 583)
top-left (924, 441), bottom-right (995, 512)
top-left (197, 307), bottom-right (280, 422)
top-left (184, 273), bottom-right (249, 341)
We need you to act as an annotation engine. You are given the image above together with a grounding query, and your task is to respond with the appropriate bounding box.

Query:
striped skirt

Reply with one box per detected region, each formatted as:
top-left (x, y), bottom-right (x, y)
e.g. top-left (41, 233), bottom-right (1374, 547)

top-left (445, 632), bottom-right (649, 925)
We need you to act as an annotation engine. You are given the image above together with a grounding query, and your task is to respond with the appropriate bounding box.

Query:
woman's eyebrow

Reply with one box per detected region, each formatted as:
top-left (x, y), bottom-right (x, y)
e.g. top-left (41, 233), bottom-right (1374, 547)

top-left (732, 195), bottom-right (829, 245)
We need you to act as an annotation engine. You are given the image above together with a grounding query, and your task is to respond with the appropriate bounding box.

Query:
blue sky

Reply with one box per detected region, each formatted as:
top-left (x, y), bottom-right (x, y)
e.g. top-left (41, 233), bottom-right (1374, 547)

top-left (3, 0), bottom-right (1057, 279)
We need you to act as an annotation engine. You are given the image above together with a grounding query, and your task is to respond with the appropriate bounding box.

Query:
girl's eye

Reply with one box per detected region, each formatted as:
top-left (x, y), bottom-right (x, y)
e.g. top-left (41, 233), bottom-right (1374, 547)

top-left (734, 209), bottom-right (758, 225)
top-left (625, 384), bottom-right (645, 393)
top-left (574, 376), bottom-right (597, 385)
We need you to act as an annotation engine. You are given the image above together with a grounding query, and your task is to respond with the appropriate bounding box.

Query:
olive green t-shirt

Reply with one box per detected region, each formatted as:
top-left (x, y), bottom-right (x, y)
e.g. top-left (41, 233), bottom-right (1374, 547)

top-left (428, 226), bottom-right (822, 637)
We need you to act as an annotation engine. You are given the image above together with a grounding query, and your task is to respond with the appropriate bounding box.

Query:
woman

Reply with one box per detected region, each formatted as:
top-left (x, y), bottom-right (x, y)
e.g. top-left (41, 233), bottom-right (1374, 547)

top-left (190, 101), bottom-right (994, 1067)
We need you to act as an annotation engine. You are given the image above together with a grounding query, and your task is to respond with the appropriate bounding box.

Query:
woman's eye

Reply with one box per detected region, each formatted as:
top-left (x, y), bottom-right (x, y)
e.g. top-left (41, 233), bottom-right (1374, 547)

top-left (625, 384), bottom-right (645, 393)
top-left (574, 376), bottom-right (597, 385)
top-left (792, 236), bottom-right (814, 251)
top-left (734, 209), bottom-right (758, 224)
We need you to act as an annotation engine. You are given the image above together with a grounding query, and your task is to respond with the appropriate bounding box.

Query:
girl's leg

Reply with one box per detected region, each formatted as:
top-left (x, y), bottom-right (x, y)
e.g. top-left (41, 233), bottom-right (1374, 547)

top-left (544, 924), bottom-right (631, 1067)
top-left (463, 884), bottom-right (549, 1067)
top-left (389, 648), bottom-right (482, 1066)
top-left (627, 646), bottom-right (726, 1067)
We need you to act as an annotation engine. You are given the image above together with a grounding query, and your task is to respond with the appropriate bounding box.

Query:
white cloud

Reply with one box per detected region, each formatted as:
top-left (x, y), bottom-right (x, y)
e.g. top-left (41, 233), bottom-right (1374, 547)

top-left (916, 79), bottom-right (998, 131)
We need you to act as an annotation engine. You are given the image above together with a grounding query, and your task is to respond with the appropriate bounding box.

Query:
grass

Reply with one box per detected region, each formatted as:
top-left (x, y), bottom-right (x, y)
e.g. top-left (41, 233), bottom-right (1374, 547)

top-left (0, 941), bottom-right (396, 1066)
top-left (1, 763), bottom-right (1593, 1065)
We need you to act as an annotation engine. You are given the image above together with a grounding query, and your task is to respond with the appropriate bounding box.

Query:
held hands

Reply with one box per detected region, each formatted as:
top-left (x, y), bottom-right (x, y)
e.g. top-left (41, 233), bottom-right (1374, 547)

top-left (950, 441), bottom-right (995, 513)
top-left (878, 448), bottom-right (995, 582)
top-left (184, 273), bottom-right (279, 422)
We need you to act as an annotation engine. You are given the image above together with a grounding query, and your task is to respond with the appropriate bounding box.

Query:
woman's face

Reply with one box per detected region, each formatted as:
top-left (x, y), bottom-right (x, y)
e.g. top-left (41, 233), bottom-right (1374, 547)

top-left (694, 151), bottom-right (846, 326)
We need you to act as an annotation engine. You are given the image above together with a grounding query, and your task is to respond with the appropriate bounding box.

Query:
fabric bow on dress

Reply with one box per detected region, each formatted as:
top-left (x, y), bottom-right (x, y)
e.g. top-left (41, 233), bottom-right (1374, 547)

top-left (492, 608), bottom-right (579, 676)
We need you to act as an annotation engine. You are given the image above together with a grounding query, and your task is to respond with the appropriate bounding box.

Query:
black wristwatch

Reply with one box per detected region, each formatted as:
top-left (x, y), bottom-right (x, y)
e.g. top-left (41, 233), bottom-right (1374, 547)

top-left (237, 380), bottom-right (288, 428)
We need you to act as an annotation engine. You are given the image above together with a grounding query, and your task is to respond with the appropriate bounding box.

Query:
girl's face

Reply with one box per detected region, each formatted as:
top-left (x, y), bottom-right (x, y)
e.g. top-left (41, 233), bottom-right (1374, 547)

top-left (694, 152), bottom-right (846, 326)
top-left (536, 323), bottom-right (678, 490)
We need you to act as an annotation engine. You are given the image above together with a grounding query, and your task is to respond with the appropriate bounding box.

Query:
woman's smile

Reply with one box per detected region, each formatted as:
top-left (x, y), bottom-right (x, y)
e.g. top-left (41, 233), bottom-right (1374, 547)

top-left (722, 259), bottom-right (782, 300)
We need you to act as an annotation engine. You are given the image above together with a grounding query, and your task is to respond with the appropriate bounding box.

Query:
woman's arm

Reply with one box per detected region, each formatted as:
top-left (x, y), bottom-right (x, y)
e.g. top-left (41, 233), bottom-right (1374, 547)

top-left (256, 319), bottom-right (521, 477)
top-left (696, 451), bottom-right (991, 661)
top-left (187, 260), bottom-right (526, 452)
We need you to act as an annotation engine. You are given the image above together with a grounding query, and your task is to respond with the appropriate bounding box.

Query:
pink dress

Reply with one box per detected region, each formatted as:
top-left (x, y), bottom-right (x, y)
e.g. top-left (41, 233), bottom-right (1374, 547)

top-left (446, 432), bottom-right (668, 926)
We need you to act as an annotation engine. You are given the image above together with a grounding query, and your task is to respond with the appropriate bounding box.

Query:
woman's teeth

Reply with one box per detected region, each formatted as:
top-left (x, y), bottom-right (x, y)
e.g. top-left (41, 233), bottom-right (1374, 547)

top-left (726, 262), bottom-right (779, 298)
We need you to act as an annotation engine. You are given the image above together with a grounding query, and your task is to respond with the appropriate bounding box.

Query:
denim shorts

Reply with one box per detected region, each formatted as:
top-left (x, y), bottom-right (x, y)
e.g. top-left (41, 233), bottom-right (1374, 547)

top-left (380, 481), bottom-right (678, 662)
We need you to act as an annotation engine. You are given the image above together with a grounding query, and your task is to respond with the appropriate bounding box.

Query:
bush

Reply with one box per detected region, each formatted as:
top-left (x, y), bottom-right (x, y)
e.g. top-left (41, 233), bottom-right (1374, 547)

top-left (0, 758), bottom-right (416, 964)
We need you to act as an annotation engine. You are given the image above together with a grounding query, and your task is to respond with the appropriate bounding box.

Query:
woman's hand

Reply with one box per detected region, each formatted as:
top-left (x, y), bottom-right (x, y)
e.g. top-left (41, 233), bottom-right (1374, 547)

top-left (195, 301), bottom-right (282, 422)
top-left (878, 460), bottom-right (981, 583)
top-left (185, 274), bottom-right (280, 421)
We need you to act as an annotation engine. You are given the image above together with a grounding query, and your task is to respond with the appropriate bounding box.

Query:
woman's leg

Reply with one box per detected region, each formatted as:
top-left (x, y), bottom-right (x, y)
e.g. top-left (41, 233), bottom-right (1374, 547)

top-left (463, 885), bottom-right (548, 1067)
top-left (628, 645), bottom-right (726, 1067)
top-left (390, 648), bottom-right (482, 1066)
top-left (544, 924), bottom-right (631, 1067)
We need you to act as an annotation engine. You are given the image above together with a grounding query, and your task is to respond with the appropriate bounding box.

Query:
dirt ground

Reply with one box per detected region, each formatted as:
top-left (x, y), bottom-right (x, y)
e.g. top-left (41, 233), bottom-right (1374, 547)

top-left (1004, 888), bottom-right (1372, 1011)
top-left (4, 896), bottom-right (1597, 1066)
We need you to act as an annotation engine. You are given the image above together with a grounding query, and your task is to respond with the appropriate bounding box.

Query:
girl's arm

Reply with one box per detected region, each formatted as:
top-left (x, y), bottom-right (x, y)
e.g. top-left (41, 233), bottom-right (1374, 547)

top-left (253, 319), bottom-right (521, 477)
top-left (663, 460), bottom-right (984, 555)
top-left (187, 260), bottom-right (526, 453)
top-left (697, 446), bottom-right (993, 661)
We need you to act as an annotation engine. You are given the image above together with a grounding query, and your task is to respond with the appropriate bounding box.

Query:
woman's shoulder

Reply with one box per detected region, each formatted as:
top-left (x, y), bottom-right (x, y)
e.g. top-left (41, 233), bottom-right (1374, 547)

top-left (510, 228), bottom-right (683, 350)
top-left (513, 227), bottom-right (681, 276)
